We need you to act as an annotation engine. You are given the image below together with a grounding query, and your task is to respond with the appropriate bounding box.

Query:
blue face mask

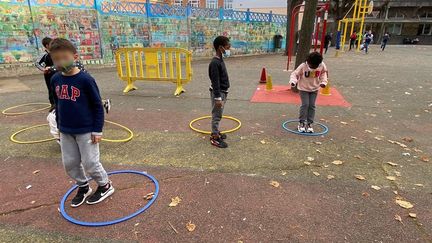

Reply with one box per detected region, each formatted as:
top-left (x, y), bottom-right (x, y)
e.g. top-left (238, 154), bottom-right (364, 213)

top-left (222, 47), bottom-right (231, 58)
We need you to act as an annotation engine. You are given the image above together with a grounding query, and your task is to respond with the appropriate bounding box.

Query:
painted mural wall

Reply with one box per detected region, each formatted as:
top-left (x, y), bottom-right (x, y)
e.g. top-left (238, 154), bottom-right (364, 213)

top-left (0, 1), bottom-right (286, 64)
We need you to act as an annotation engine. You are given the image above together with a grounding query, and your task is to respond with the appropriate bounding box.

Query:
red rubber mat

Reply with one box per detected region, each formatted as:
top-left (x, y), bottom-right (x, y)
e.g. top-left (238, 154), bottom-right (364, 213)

top-left (250, 85), bottom-right (351, 107)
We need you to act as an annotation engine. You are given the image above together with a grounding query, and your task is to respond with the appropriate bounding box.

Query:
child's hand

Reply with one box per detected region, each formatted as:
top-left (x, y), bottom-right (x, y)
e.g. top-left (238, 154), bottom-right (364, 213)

top-left (215, 100), bottom-right (223, 109)
top-left (43, 67), bottom-right (51, 73)
top-left (91, 134), bottom-right (102, 144)
top-left (320, 83), bottom-right (326, 88)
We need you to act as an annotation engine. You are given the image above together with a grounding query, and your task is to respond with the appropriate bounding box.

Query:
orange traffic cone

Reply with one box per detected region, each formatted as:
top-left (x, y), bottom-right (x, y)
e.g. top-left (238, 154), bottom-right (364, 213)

top-left (259, 67), bottom-right (267, 83)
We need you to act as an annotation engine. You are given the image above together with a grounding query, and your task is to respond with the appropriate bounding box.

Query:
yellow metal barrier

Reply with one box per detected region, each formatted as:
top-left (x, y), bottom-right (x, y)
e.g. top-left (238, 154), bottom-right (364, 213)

top-left (115, 47), bottom-right (193, 96)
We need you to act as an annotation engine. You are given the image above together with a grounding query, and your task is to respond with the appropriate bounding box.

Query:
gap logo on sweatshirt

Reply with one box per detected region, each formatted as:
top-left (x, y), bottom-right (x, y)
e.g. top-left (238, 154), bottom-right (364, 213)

top-left (55, 85), bottom-right (81, 101)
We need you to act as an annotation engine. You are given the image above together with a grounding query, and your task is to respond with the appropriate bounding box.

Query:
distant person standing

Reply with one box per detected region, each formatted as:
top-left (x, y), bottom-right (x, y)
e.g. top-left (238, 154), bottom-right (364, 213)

top-left (381, 32), bottom-right (390, 51)
top-left (349, 31), bottom-right (357, 51)
top-left (324, 33), bottom-right (332, 54)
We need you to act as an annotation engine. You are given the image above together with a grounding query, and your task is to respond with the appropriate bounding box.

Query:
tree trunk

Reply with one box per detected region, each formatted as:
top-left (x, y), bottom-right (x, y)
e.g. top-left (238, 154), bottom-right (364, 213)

top-left (295, 0), bottom-right (319, 68)
top-left (284, 0), bottom-right (301, 55)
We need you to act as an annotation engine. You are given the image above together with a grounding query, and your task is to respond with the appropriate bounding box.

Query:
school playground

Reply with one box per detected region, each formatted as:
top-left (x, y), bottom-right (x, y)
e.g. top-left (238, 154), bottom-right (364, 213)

top-left (0, 45), bottom-right (431, 242)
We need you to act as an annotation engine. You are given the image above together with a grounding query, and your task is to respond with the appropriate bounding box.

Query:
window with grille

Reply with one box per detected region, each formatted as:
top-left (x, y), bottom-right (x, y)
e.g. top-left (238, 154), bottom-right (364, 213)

top-left (388, 23), bottom-right (403, 35)
top-left (206, 0), bottom-right (218, 8)
top-left (418, 24), bottom-right (432, 36)
top-left (224, 0), bottom-right (233, 9)
top-left (188, 0), bottom-right (200, 7)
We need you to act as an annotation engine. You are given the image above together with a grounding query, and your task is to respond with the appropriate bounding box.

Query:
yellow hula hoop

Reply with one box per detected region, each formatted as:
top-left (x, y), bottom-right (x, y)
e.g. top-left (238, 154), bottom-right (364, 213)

top-left (10, 120), bottom-right (134, 144)
top-left (2, 103), bottom-right (51, 116)
top-left (189, 115), bottom-right (242, 135)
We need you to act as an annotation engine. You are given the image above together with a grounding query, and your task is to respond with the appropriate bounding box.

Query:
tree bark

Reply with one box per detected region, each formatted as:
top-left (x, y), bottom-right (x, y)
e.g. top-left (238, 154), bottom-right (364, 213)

top-left (295, 0), bottom-right (319, 68)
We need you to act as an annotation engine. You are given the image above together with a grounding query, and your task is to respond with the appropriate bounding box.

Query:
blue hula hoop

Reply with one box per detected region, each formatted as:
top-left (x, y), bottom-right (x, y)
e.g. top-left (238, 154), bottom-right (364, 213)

top-left (60, 170), bottom-right (159, 227)
top-left (282, 119), bottom-right (329, 136)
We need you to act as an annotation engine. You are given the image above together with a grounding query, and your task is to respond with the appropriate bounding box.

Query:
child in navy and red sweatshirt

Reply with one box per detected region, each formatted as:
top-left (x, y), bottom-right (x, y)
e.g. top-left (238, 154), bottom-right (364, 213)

top-left (35, 37), bottom-right (55, 108)
top-left (50, 38), bottom-right (114, 208)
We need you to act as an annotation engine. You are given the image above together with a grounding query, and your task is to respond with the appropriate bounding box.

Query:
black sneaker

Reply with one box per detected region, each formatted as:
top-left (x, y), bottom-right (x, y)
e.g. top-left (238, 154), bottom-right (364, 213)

top-left (103, 99), bottom-right (111, 114)
top-left (86, 182), bottom-right (115, 205)
top-left (219, 133), bottom-right (227, 140)
top-left (210, 136), bottom-right (228, 148)
top-left (71, 185), bottom-right (92, 208)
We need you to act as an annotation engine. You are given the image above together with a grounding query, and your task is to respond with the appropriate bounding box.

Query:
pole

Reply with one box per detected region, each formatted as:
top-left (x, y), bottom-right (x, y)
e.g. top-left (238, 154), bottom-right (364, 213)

top-left (349, 0), bottom-right (359, 43)
top-left (320, 9), bottom-right (328, 55)
top-left (314, 14), bottom-right (321, 52)
top-left (356, 0), bottom-right (367, 51)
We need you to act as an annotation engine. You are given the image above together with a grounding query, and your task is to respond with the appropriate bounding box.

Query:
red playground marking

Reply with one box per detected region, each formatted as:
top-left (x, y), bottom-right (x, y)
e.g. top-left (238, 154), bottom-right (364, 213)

top-left (251, 85), bottom-right (351, 107)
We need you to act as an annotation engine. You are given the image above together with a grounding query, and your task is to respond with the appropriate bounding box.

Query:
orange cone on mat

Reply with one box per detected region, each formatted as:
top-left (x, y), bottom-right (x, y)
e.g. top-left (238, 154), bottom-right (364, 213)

top-left (259, 67), bottom-right (267, 83)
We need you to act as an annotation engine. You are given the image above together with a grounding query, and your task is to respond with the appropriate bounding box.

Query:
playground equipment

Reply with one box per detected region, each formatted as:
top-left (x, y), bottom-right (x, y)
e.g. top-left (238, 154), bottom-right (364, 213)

top-left (60, 170), bottom-right (159, 227)
top-left (189, 116), bottom-right (242, 135)
top-left (115, 47), bottom-right (193, 96)
top-left (282, 119), bottom-right (329, 136)
top-left (10, 120), bottom-right (134, 144)
top-left (320, 79), bottom-right (331, 96)
top-left (286, 1), bottom-right (330, 71)
top-left (2, 103), bottom-right (51, 116)
top-left (335, 0), bottom-right (374, 56)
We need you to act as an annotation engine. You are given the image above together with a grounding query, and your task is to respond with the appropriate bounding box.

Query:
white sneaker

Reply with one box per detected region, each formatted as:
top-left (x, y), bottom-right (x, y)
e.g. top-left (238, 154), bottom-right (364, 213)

top-left (298, 122), bottom-right (306, 133)
top-left (307, 124), bottom-right (314, 133)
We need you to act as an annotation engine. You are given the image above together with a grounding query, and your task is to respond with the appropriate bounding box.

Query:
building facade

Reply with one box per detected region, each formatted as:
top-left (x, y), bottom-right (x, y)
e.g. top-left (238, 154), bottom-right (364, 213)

top-left (363, 0), bottom-right (432, 44)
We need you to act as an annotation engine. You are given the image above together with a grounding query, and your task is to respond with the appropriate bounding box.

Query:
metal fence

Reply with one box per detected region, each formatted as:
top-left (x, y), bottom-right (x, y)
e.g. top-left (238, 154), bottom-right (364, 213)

top-left (0, 0), bottom-right (287, 64)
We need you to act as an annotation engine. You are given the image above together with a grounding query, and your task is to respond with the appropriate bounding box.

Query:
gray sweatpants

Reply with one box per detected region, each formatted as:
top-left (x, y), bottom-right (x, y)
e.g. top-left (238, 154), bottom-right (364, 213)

top-left (60, 133), bottom-right (109, 187)
top-left (299, 91), bottom-right (318, 124)
top-left (210, 91), bottom-right (227, 135)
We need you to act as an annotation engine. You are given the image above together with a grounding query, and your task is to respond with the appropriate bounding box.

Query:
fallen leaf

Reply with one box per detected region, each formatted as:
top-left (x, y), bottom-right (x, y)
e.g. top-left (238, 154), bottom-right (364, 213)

top-left (30, 201), bottom-right (36, 204)
top-left (371, 185), bottom-right (381, 190)
top-left (169, 196), bottom-right (182, 207)
top-left (395, 199), bottom-right (414, 209)
top-left (394, 171), bottom-right (401, 177)
top-left (420, 156), bottom-right (430, 162)
top-left (281, 171), bottom-right (287, 176)
top-left (340, 121), bottom-right (348, 125)
top-left (32, 170), bottom-right (40, 175)
top-left (307, 157), bottom-right (315, 162)
top-left (387, 140), bottom-right (396, 144)
top-left (394, 214), bottom-right (403, 223)
top-left (134, 223), bottom-right (140, 227)
top-left (270, 180), bottom-right (280, 188)
top-left (374, 136), bottom-right (383, 141)
top-left (186, 221), bottom-right (196, 232)
top-left (143, 192), bottom-right (154, 200)
top-left (386, 162), bottom-right (398, 166)
top-left (414, 184), bottom-right (424, 187)
top-left (362, 192), bottom-right (370, 197)
top-left (413, 148), bottom-right (423, 153)
top-left (402, 152), bottom-right (411, 156)
top-left (354, 155), bottom-right (362, 159)
top-left (314, 141), bottom-right (322, 145)
top-left (386, 176), bottom-right (396, 181)
top-left (26, 185), bottom-right (32, 190)
top-left (365, 130), bottom-right (373, 133)
top-left (304, 161), bottom-right (312, 166)
top-left (327, 175), bottom-right (335, 180)
top-left (351, 136), bottom-right (358, 140)
top-left (260, 140), bottom-right (266, 144)
top-left (332, 160), bottom-right (344, 165)
top-left (355, 175), bottom-right (366, 181)
top-left (312, 172), bottom-right (320, 176)
top-left (409, 213), bottom-right (417, 218)
top-left (402, 137), bottom-right (414, 143)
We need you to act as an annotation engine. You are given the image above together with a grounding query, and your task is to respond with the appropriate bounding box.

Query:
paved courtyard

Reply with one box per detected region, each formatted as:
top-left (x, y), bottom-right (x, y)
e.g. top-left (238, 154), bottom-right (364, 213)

top-left (0, 45), bottom-right (431, 242)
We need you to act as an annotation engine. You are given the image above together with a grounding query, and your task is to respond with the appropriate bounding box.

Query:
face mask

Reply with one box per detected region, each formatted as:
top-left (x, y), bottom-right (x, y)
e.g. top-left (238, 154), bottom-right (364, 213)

top-left (221, 47), bottom-right (231, 58)
top-left (56, 60), bottom-right (76, 73)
